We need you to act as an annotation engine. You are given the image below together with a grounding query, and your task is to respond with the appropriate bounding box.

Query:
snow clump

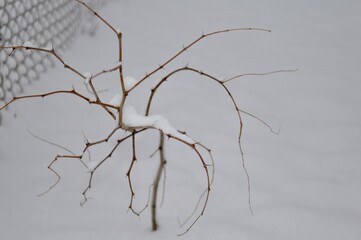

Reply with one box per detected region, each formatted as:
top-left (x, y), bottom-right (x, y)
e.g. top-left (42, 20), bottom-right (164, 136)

top-left (23, 41), bottom-right (36, 48)
top-left (83, 72), bottom-right (92, 84)
top-left (108, 94), bottom-right (122, 107)
top-left (124, 76), bottom-right (138, 91)
top-left (122, 105), bottom-right (195, 144)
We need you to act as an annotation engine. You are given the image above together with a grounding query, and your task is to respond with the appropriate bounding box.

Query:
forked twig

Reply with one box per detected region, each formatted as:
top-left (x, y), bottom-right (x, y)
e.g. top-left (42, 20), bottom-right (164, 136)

top-left (81, 130), bottom-right (146, 206)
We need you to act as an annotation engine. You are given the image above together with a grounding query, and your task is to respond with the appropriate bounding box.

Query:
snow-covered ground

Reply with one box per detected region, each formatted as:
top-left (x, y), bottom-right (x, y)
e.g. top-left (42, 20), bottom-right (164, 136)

top-left (1, 0), bottom-right (361, 239)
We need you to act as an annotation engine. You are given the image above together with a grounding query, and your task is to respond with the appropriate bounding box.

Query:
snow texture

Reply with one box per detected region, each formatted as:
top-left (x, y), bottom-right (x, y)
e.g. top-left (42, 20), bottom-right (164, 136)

top-left (83, 72), bottom-right (92, 84)
top-left (108, 94), bottom-right (122, 107)
top-left (123, 105), bottom-right (195, 144)
top-left (1, 1), bottom-right (361, 240)
top-left (85, 160), bottom-right (100, 172)
top-left (23, 41), bottom-right (36, 48)
top-left (124, 76), bottom-right (137, 91)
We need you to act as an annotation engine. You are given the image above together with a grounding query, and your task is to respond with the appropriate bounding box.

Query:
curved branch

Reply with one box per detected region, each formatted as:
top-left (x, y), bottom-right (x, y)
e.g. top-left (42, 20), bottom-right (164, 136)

top-left (178, 145), bottom-right (215, 229)
top-left (145, 66), bottom-right (287, 215)
top-left (167, 138), bottom-right (210, 236)
top-left (38, 154), bottom-right (83, 197)
top-left (146, 66), bottom-right (280, 133)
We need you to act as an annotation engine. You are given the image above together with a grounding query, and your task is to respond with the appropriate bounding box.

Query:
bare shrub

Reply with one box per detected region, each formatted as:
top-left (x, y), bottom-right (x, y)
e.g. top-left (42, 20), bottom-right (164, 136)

top-left (0, 0), bottom-right (295, 235)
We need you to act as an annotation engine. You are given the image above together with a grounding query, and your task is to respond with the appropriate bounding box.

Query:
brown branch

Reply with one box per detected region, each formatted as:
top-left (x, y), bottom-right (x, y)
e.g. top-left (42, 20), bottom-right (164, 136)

top-left (87, 77), bottom-right (116, 119)
top-left (159, 134), bottom-right (211, 236)
top-left (92, 62), bottom-right (122, 79)
top-left (82, 126), bottom-right (121, 153)
top-left (151, 131), bottom-right (166, 231)
top-left (0, 45), bottom-right (85, 79)
top-left (75, 0), bottom-right (126, 111)
top-left (0, 89), bottom-right (119, 112)
top-left (178, 145), bottom-right (215, 229)
top-left (160, 155), bottom-right (167, 208)
top-left (128, 27), bottom-right (271, 92)
top-left (149, 143), bottom-right (168, 208)
top-left (75, 0), bottom-right (119, 35)
top-left (38, 154), bottom-right (82, 197)
top-left (145, 66), bottom-right (278, 214)
top-left (146, 66), bottom-right (286, 134)
top-left (125, 131), bottom-right (140, 216)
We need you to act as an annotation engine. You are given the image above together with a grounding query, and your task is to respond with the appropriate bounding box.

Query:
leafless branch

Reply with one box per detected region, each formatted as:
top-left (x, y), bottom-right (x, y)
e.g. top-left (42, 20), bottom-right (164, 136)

top-left (178, 146), bottom-right (215, 229)
top-left (223, 69), bottom-right (298, 83)
top-left (151, 131), bottom-right (166, 230)
top-left (27, 129), bottom-right (76, 155)
top-left (145, 66), bottom-right (289, 214)
top-left (125, 131), bottom-right (140, 215)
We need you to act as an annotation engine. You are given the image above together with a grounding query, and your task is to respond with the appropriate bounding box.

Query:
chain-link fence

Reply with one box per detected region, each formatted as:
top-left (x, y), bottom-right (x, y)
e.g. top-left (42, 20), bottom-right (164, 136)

top-left (0, 0), bottom-right (107, 124)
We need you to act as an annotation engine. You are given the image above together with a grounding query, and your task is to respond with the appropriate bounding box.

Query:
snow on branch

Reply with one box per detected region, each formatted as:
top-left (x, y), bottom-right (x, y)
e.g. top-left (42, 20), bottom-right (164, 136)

top-left (123, 106), bottom-right (195, 144)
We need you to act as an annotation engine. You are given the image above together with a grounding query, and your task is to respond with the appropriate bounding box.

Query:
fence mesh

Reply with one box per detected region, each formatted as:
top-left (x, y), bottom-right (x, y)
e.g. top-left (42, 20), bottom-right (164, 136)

top-left (0, 0), bottom-right (107, 123)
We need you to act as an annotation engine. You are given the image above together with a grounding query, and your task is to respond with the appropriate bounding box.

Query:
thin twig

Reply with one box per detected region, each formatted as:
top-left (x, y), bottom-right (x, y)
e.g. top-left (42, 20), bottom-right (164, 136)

top-left (223, 69), bottom-right (298, 83)
top-left (38, 154), bottom-right (82, 197)
top-left (27, 129), bottom-right (76, 155)
top-left (138, 184), bottom-right (154, 215)
top-left (178, 146), bottom-right (215, 228)
top-left (87, 77), bottom-right (116, 119)
top-left (82, 126), bottom-right (121, 153)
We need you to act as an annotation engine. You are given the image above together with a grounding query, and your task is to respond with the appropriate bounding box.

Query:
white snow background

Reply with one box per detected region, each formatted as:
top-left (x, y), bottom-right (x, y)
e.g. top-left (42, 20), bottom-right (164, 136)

top-left (1, 0), bottom-right (361, 239)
